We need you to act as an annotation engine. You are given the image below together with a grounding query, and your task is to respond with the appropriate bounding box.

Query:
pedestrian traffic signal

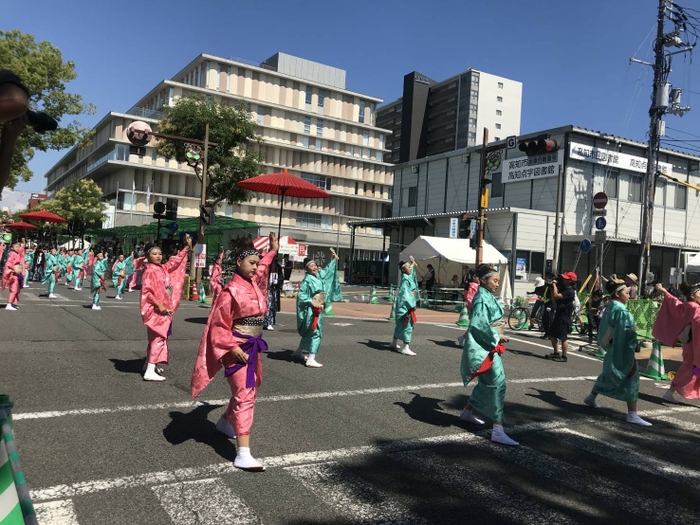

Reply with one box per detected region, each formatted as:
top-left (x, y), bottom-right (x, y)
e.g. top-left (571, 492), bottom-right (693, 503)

top-left (518, 136), bottom-right (558, 156)
top-left (458, 218), bottom-right (471, 239)
top-left (165, 198), bottom-right (178, 221)
top-left (470, 222), bottom-right (480, 250)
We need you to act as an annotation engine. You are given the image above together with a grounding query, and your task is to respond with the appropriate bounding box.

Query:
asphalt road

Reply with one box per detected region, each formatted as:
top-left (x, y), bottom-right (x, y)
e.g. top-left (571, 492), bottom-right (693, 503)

top-left (2, 283), bottom-right (700, 525)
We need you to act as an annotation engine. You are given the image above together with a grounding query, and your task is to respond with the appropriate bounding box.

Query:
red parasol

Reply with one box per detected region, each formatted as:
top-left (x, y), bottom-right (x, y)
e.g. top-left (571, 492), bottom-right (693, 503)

top-left (5, 221), bottom-right (39, 230)
top-left (236, 169), bottom-right (330, 237)
top-left (20, 210), bottom-right (67, 223)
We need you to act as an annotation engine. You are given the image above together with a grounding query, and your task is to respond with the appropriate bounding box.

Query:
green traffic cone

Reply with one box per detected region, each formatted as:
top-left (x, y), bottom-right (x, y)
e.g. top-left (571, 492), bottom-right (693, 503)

top-left (198, 283), bottom-right (207, 303)
top-left (324, 302), bottom-right (335, 316)
top-left (370, 286), bottom-right (379, 305)
top-left (388, 285), bottom-right (396, 303)
top-left (456, 303), bottom-right (469, 327)
top-left (388, 297), bottom-right (397, 321)
top-left (640, 340), bottom-right (669, 380)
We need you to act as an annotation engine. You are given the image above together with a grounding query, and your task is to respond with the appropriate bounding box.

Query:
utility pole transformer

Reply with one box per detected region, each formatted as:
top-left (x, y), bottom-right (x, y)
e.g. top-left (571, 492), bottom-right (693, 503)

top-left (632, 0), bottom-right (694, 293)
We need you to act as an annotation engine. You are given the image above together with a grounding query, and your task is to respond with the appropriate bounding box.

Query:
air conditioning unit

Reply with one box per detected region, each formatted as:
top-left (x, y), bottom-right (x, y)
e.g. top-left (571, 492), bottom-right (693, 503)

top-left (411, 165), bottom-right (418, 174)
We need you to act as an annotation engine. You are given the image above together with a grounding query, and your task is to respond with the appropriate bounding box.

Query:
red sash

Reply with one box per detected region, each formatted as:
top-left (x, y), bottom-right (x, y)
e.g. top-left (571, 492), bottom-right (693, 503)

top-left (627, 360), bottom-right (637, 378)
top-left (99, 278), bottom-right (106, 293)
top-left (310, 306), bottom-right (322, 331)
top-left (117, 275), bottom-right (123, 287)
top-left (470, 343), bottom-right (506, 380)
top-left (77, 269), bottom-right (83, 279)
top-left (54, 270), bottom-right (59, 282)
top-left (67, 264), bottom-right (73, 276)
top-left (404, 308), bottom-right (417, 324)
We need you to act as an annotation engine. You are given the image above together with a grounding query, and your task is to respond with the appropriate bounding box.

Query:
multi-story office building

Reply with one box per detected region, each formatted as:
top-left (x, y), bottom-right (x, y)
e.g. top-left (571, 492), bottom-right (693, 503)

top-left (377, 69), bottom-right (522, 164)
top-left (44, 52), bottom-right (392, 261)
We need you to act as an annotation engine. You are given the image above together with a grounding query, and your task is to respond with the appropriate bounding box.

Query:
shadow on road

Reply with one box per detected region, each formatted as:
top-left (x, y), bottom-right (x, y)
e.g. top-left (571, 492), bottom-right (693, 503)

top-left (109, 357), bottom-right (144, 375)
top-left (265, 349), bottom-right (303, 364)
top-left (163, 404), bottom-right (236, 461)
top-left (427, 338), bottom-right (460, 349)
top-left (183, 317), bottom-right (208, 324)
top-left (357, 339), bottom-right (393, 352)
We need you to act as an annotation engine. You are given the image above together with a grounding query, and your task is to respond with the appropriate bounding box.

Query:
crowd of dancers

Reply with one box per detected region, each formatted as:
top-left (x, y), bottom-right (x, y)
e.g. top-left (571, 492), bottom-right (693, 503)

top-left (3, 233), bottom-right (700, 471)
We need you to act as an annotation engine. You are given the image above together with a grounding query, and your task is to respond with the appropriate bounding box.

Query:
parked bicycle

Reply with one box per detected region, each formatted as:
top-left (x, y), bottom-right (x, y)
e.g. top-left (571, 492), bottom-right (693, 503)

top-left (507, 294), bottom-right (542, 331)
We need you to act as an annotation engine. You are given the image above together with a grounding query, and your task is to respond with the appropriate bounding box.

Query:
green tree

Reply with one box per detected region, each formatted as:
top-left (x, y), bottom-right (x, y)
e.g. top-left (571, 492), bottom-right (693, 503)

top-left (0, 30), bottom-right (96, 188)
top-left (41, 179), bottom-right (106, 246)
top-left (156, 95), bottom-right (263, 205)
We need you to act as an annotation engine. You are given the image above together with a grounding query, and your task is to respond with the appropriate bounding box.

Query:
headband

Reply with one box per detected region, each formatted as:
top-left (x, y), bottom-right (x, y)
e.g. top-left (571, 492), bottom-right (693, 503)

top-left (611, 283), bottom-right (627, 295)
top-left (479, 271), bottom-right (498, 280)
top-left (689, 284), bottom-right (700, 295)
top-left (145, 246), bottom-right (159, 255)
top-left (237, 249), bottom-right (260, 260)
top-left (305, 259), bottom-right (315, 268)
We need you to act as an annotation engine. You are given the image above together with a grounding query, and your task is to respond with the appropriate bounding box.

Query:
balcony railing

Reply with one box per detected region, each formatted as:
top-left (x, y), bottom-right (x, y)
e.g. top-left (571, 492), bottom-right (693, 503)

top-left (126, 107), bottom-right (163, 120)
top-left (87, 150), bottom-right (116, 173)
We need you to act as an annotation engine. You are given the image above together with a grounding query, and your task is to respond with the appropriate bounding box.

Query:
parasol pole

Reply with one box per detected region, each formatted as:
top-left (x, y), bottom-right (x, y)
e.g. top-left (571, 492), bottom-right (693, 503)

top-left (277, 187), bottom-right (288, 239)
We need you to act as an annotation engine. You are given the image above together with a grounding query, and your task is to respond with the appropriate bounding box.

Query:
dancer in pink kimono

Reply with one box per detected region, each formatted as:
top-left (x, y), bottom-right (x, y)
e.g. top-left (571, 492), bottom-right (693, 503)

top-left (191, 234), bottom-right (278, 472)
top-left (654, 283), bottom-right (700, 403)
top-left (209, 250), bottom-right (224, 303)
top-left (3, 241), bottom-right (23, 310)
top-left (140, 236), bottom-right (192, 381)
top-left (128, 256), bottom-right (145, 293)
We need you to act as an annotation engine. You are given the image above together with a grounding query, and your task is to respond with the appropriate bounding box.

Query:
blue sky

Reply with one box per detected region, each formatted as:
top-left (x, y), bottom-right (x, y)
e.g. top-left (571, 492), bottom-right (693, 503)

top-left (7, 0), bottom-right (700, 192)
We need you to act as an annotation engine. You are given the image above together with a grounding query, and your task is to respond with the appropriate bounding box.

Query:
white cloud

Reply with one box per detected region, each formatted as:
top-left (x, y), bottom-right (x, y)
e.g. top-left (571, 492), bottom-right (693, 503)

top-left (0, 189), bottom-right (33, 213)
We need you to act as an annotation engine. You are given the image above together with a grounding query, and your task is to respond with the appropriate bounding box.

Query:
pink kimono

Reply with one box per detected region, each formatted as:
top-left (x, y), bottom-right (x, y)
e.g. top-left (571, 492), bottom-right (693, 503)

top-left (465, 281), bottom-right (479, 312)
top-left (128, 256), bottom-right (145, 292)
top-left (87, 251), bottom-right (95, 275)
top-left (191, 250), bottom-right (275, 437)
top-left (210, 261), bottom-right (223, 301)
top-left (140, 248), bottom-right (189, 364)
top-left (2, 249), bottom-right (21, 304)
top-left (653, 291), bottom-right (700, 399)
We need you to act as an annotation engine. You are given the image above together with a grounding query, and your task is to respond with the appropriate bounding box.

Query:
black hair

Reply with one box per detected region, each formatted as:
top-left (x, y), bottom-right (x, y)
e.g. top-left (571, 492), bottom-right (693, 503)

top-left (475, 263), bottom-right (497, 279)
top-left (605, 279), bottom-right (626, 296)
top-left (233, 237), bottom-right (256, 260)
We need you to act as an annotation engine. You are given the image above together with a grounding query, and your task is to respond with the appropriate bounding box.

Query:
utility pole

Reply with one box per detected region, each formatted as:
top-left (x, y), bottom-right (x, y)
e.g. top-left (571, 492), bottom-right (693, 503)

top-left (190, 122), bottom-right (210, 294)
top-left (551, 164), bottom-right (564, 275)
top-left (475, 128), bottom-right (489, 266)
top-left (632, 0), bottom-right (693, 292)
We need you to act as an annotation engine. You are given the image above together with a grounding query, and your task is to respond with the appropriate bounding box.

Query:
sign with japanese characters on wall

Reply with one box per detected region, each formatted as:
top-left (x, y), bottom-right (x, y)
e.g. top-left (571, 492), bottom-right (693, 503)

top-left (502, 151), bottom-right (563, 184)
top-left (569, 142), bottom-right (672, 175)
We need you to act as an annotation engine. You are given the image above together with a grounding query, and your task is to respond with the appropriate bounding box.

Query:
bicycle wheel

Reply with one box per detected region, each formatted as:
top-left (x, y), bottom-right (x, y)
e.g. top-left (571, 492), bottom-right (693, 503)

top-left (508, 307), bottom-right (529, 331)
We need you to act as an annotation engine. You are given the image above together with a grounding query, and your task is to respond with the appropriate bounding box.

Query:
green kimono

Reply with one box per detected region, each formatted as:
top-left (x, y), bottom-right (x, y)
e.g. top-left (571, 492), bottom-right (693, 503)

top-left (42, 253), bottom-right (59, 294)
top-left (23, 251), bottom-right (33, 283)
top-left (393, 268), bottom-right (419, 343)
top-left (296, 259), bottom-right (342, 354)
top-left (112, 256), bottom-right (133, 295)
top-left (593, 299), bottom-right (640, 402)
top-left (461, 286), bottom-right (506, 422)
top-left (92, 258), bottom-right (109, 305)
top-left (74, 251), bottom-right (89, 288)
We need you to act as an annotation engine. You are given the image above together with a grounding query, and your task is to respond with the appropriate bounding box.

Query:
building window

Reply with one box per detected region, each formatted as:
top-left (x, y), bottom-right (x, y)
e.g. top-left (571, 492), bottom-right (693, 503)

top-left (495, 123), bottom-right (501, 129)
top-left (301, 172), bottom-right (331, 191)
top-left (305, 91), bottom-right (312, 105)
top-left (297, 211), bottom-right (332, 230)
top-left (318, 89), bottom-right (325, 108)
top-left (316, 119), bottom-right (324, 137)
top-left (498, 82), bottom-right (504, 89)
top-left (468, 117), bottom-right (476, 126)
top-left (359, 100), bottom-right (366, 123)
top-left (497, 96), bottom-right (503, 102)
top-left (604, 170), bottom-right (619, 199)
top-left (117, 191), bottom-right (136, 211)
top-left (403, 186), bottom-right (417, 207)
top-left (496, 109), bottom-right (502, 116)
top-left (620, 172), bottom-right (642, 202)
top-left (491, 172), bottom-right (503, 198)
top-left (257, 105), bottom-right (266, 125)
top-left (471, 75), bottom-right (479, 85)
top-left (376, 151), bottom-right (383, 162)
top-left (303, 116), bottom-right (311, 134)
top-left (363, 130), bottom-right (369, 146)
top-left (675, 184), bottom-right (687, 209)
top-left (302, 136), bottom-right (309, 148)
top-left (468, 132), bottom-right (476, 141)
top-left (470, 90), bottom-right (478, 101)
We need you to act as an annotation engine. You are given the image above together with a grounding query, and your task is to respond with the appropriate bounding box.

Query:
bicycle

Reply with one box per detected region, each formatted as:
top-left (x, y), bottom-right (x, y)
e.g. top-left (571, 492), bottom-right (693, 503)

top-left (507, 294), bottom-right (542, 331)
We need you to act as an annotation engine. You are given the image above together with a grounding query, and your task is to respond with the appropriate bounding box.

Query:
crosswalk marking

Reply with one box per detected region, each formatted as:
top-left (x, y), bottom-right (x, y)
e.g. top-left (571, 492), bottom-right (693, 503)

top-left (34, 499), bottom-right (79, 524)
top-left (391, 449), bottom-right (575, 524)
top-left (285, 461), bottom-right (428, 525)
top-left (551, 427), bottom-right (700, 487)
top-left (152, 478), bottom-right (260, 525)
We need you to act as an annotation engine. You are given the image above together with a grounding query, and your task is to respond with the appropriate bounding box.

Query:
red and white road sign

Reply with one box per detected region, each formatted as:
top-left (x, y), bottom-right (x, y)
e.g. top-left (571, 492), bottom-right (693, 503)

top-left (593, 192), bottom-right (608, 209)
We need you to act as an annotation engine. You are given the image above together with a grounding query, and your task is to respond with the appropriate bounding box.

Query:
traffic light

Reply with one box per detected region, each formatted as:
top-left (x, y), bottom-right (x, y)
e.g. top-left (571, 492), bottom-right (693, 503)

top-left (518, 135), bottom-right (558, 156)
top-left (200, 204), bottom-right (215, 225)
top-left (458, 218), bottom-right (471, 239)
top-left (165, 198), bottom-right (178, 221)
top-left (470, 221), bottom-right (480, 250)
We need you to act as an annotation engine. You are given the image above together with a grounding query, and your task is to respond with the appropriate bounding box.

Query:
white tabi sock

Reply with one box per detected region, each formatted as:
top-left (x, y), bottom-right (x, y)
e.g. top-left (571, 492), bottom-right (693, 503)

top-left (306, 354), bottom-right (323, 368)
top-left (234, 447), bottom-right (265, 471)
top-left (391, 337), bottom-right (399, 349)
top-left (663, 389), bottom-right (680, 404)
top-left (400, 344), bottom-right (416, 356)
top-left (626, 411), bottom-right (652, 427)
top-left (143, 363), bottom-right (166, 382)
top-left (584, 393), bottom-right (600, 409)
top-left (459, 408), bottom-right (484, 425)
top-left (457, 335), bottom-right (465, 347)
top-left (491, 424), bottom-right (519, 446)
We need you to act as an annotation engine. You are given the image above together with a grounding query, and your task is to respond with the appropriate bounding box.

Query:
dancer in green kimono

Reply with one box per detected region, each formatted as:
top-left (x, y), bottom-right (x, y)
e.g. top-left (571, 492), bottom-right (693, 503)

top-left (391, 256), bottom-right (418, 356)
top-left (460, 264), bottom-right (518, 446)
top-left (23, 246), bottom-right (34, 287)
top-left (42, 248), bottom-right (59, 299)
top-left (111, 252), bottom-right (133, 300)
top-left (73, 249), bottom-right (89, 291)
top-left (91, 252), bottom-right (108, 310)
top-left (294, 248), bottom-right (342, 368)
top-left (583, 279), bottom-right (651, 426)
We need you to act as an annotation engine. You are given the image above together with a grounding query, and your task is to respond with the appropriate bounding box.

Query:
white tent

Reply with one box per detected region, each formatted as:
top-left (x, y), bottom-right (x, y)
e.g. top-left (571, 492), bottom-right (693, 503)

top-left (687, 252), bottom-right (700, 273)
top-left (60, 239), bottom-right (91, 250)
top-left (399, 236), bottom-right (508, 286)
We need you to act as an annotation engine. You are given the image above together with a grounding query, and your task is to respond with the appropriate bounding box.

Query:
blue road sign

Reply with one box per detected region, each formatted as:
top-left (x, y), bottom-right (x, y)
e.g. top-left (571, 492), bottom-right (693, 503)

top-left (595, 217), bottom-right (607, 230)
top-left (580, 239), bottom-right (592, 253)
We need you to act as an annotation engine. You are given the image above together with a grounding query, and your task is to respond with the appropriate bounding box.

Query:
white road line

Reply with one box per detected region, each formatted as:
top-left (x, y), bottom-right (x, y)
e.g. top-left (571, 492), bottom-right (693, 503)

top-left (465, 427), bottom-right (700, 524)
top-left (284, 462), bottom-right (428, 525)
top-left (507, 336), bottom-right (602, 362)
top-left (152, 478), bottom-right (260, 525)
top-left (551, 427), bottom-right (700, 487)
top-left (655, 414), bottom-right (700, 430)
top-left (29, 418), bottom-right (576, 502)
top-left (34, 499), bottom-right (80, 525)
top-left (391, 449), bottom-right (575, 524)
top-left (637, 406), bottom-right (699, 417)
top-left (13, 376), bottom-right (596, 421)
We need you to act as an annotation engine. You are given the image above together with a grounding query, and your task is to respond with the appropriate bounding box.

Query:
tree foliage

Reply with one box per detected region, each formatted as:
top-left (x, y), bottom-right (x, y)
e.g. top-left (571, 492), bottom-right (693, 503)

top-left (40, 179), bottom-right (106, 242)
top-left (0, 30), bottom-right (96, 188)
top-left (156, 95), bottom-right (262, 205)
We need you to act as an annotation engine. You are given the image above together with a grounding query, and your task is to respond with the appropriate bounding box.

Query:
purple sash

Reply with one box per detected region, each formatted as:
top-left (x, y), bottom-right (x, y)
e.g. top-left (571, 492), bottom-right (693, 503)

top-left (17, 274), bottom-right (23, 288)
top-left (223, 331), bottom-right (268, 388)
